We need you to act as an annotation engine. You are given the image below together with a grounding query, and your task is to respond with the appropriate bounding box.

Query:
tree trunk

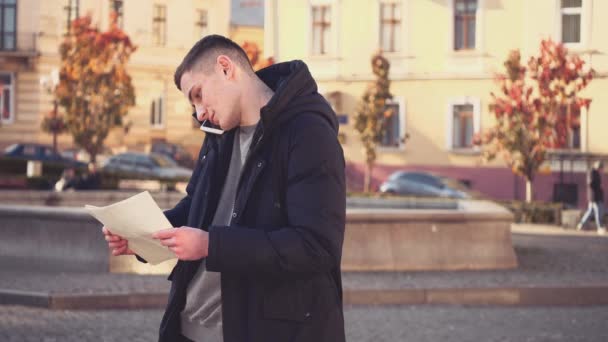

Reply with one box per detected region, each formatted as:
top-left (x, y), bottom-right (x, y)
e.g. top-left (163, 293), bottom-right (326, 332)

top-left (363, 162), bottom-right (373, 193)
top-left (52, 133), bottom-right (57, 154)
top-left (525, 178), bottom-right (533, 203)
top-left (52, 101), bottom-right (58, 154)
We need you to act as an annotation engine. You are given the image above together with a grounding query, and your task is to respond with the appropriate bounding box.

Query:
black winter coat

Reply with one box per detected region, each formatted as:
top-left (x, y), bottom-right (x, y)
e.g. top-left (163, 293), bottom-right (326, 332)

top-left (159, 60), bottom-right (346, 342)
top-left (589, 169), bottom-right (604, 202)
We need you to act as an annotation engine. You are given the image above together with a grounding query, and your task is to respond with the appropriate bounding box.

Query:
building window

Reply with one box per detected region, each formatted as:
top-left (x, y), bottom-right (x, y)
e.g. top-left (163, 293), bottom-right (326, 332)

top-left (454, 0), bottom-right (476, 50)
top-left (152, 4), bottom-right (167, 46)
top-left (560, 0), bottom-right (582, 44)
top-left (64, 0), bottom-right (80, 35)
top-left (196, 9), bottom-right (208, 37)
top-left (239, 0), bottom-right (263, 6)
top-left (0, 0), bottom-right (16, 51)
top-left (380, 102), bottom-right (401, 147)
top-left (379, 98), bottom-right (406, 149)
top-left (568, 126), bottom-right (581, 149)
top-left (311, 5), bottom-right (331, 55)
top-left (559, 105), bottom-right (581, 150)
top-left (111, 0), bottom-right (124, 28)
top-left (0, 73), bottom-right (14, 124)
top-left (379, 2), bottom-right (401, 53)
top-left (447, 98), bottom-right (480, 150)
top-left (452, 104), bottom-right (474, 148)
top-left (150, 96), bottom-right (164, 128)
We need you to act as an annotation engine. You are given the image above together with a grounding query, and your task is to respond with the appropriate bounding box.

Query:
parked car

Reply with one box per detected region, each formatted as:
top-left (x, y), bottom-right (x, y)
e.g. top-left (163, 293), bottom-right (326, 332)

top-left (378, 171), bottom-right (471, 199)
top-left (150, 141), bottom-right (195, 169)
top-left (100, 152), bottom-right (192, 182)
top-left (60, 146), bottom-right (113, 165)
top-left (3, 143), bottom-right (86, 168)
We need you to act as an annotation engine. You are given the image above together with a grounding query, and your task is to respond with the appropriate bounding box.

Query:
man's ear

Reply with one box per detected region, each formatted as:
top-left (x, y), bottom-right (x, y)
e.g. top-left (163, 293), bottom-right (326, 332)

top-left (217, 55), bottom-right (233, 78)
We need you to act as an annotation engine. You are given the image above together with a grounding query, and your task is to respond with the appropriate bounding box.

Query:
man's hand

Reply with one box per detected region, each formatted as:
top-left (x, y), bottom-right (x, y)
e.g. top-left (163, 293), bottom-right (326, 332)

top-left (102, 226), bottom-right (135, 256)
top-left (153, 227), bottom-right (209, 261)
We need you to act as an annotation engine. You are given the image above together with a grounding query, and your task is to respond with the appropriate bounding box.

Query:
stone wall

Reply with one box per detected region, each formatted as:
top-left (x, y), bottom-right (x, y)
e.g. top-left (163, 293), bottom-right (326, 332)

top-left (0, 200), bottom-right (516, 274)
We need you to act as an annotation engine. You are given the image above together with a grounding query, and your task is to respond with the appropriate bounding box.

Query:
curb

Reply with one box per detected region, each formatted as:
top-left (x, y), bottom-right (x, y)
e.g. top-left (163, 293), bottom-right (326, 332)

top-left (2, 286), bottom-right (608, 310)
top-left (343, 286), bottom-right (608, 306)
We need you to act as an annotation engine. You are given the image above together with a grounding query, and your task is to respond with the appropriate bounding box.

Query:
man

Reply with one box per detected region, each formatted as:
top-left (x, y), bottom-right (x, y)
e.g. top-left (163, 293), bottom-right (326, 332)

top-left (103, 35), bottom-right (346, 341)
top-left (577, 161), bottom-right (606, 234)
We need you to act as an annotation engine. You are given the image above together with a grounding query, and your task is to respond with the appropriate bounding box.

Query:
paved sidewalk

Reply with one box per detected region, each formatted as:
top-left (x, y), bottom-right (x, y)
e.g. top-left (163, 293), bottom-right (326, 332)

top-left (1, 305), bottom-right (608, 342)
top-left (1, 224), bottom-right (608, 309)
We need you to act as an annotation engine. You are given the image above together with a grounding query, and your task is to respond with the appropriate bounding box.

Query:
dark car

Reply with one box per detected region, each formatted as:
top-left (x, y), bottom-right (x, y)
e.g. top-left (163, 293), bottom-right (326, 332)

top-left (101, 152), bottom-right (192, 182)
top-left (379, 171), bottom-right (471, 199)
top-left (3, 143), bottom-right (86, 168)
top-left (150, 141), bottom-right (195, 169)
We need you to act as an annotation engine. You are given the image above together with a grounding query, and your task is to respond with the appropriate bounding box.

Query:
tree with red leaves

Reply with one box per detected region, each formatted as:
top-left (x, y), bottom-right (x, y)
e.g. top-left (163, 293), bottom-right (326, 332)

top-left (475, 40), bottom-right (594, 202)
top-left (55, 13), bottom-right (136, 163)
top-left (241, 41), bottom-right (274, 71)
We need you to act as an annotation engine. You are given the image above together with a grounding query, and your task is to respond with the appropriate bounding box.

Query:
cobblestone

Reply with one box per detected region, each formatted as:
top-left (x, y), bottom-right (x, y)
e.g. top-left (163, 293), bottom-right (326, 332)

top-left (1, 305), bottom-right (608, 341)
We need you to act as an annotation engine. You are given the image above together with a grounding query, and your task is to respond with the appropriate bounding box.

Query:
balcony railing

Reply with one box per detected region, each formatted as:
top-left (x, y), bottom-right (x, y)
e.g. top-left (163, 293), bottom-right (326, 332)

top-left (0, 32), bottom-right (39, 57)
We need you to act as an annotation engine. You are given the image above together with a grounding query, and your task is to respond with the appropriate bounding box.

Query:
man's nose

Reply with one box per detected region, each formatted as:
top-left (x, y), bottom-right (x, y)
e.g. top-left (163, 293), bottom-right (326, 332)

top-left (195, 106), bottom-right (207, 121)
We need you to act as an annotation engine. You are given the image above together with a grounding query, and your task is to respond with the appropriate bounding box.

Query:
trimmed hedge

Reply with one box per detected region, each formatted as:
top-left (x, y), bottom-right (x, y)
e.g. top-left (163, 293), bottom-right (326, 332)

top-left (498, 200), bottom-right (564, 224)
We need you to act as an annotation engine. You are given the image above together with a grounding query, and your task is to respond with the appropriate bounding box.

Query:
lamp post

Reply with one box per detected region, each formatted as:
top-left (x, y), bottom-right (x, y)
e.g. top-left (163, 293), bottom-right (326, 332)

top-left (39, 69), bottom-right (60, 153)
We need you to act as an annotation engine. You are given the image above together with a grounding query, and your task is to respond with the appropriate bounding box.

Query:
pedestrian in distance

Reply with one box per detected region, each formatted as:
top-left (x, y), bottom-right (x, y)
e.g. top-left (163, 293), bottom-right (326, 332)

top-left (577, 160), bottom-right (606, 235)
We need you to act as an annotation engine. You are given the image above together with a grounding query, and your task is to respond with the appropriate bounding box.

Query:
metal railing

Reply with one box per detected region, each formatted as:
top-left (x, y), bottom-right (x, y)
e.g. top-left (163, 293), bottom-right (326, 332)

top-left (0, 32), bottom-right (39, 56)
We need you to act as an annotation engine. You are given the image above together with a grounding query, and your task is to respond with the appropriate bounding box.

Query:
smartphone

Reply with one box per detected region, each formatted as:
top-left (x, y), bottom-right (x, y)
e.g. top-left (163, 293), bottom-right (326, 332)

top-left (199, 119), bottom-right (225, 135)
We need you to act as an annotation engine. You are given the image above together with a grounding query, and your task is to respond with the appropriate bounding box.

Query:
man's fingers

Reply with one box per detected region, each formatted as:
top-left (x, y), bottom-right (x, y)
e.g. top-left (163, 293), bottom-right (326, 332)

top-left (152, 228), bottom-right (176, 240)
top-left (108, 240), bottom-right (127, 249)
top-left (112, 245), bottom-right (127, 256)
top-left (158, 237), bottom-right (177, 247)
top-left (105, 235), bottom-right (121, 242)
top-left (102, 226), bottom-right (113, 235)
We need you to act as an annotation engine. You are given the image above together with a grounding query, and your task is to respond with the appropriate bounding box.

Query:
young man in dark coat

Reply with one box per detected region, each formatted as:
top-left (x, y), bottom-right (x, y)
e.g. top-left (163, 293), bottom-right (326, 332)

top-left (103, 35), bottom-right (346, 342)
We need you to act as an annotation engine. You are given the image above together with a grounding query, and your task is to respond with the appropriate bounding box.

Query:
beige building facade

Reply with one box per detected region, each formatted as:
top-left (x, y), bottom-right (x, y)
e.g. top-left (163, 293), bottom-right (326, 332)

top-left (0, 0), bottom-right (232, 156)
top-left (266, 0), bottom-right (608, 204)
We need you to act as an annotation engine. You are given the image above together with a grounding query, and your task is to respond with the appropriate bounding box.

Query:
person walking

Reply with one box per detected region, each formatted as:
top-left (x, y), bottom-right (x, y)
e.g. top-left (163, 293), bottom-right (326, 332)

top-left (577, 161), bottom-right (605, 234)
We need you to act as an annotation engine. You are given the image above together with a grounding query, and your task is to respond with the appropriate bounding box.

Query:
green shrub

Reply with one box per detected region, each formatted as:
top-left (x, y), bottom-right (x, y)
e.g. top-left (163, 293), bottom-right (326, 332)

top-left (498, 200), bottom-right (563, 224)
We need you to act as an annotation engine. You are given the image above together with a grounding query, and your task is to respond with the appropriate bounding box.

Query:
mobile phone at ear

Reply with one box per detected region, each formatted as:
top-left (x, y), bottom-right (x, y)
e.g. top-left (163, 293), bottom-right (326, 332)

top-left (200, 120), bottom-right (224, 135)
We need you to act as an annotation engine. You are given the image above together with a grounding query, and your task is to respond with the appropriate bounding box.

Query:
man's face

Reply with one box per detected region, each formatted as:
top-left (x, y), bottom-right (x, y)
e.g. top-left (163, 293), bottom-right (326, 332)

top-left (180, 57), bottom-right (240, 131)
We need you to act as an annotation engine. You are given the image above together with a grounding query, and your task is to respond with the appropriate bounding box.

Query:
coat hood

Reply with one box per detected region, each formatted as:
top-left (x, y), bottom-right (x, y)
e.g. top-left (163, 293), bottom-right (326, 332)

top-left (256, 60), bottom-right (339, 134)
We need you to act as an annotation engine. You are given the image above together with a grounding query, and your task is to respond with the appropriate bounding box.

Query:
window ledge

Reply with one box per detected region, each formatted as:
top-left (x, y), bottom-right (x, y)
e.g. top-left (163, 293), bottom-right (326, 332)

top-left (378, 146), bottom-right (405, 152)
top-left (382, 53), bottom-right (416, 60)
top-left (547, 148), bottom-right (583, 154)
top-left (449, 148), bottom-right (481, 155)
top-left (449, 50), bottom-right (491, 58)
top-left (308, 54), bottom-right (342, 61)
top-left (563, 45), bottom-right (597, 55)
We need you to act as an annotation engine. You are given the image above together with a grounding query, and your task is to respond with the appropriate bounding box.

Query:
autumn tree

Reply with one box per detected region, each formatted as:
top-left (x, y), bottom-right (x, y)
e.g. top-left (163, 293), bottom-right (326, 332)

top-left (241, 41), bottom-right (275, 71)
top-left (55, 14), bottom-right (136, 163)
top-left (475, 40), bottom-right (594, 202)
top-left (353, 52), bottom-right (393, 192)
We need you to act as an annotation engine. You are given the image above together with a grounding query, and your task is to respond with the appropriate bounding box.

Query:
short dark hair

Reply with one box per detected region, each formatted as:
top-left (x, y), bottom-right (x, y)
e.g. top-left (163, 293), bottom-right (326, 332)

top-left (174, 35), bottom-right (253, 90)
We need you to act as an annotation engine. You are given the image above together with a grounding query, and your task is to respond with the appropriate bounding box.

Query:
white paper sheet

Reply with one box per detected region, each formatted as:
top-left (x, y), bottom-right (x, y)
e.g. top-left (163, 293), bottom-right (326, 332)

top-left (84, 191), bottom-right (176, 265)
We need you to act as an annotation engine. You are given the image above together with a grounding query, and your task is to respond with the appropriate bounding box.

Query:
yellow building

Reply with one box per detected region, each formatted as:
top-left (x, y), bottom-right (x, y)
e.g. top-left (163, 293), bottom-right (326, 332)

top-left (0, 0), bottom-right (232, 157)
top-left (229, 0), bottom-right (264, 54)
top-left (266, 0), bottom-right (608, 205)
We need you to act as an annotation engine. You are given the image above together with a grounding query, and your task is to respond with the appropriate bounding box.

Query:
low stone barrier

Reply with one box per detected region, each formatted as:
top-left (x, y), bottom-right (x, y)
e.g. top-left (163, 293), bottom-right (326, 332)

top-left (0, 190), bottom-right (184, 209)
top-left (0, 200), bottom-right (516, 274)
top-left (343, 200), bottom-right (517, 271)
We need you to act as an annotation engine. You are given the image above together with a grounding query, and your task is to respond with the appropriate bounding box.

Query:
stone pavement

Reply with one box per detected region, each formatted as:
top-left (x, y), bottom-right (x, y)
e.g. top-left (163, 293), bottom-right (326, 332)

top-left (2, 223), bottom-right (608, 309)
top-left (1, 305), bottom-right (608, 341)
top-left (2, 223), bottom-right (608, 340)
